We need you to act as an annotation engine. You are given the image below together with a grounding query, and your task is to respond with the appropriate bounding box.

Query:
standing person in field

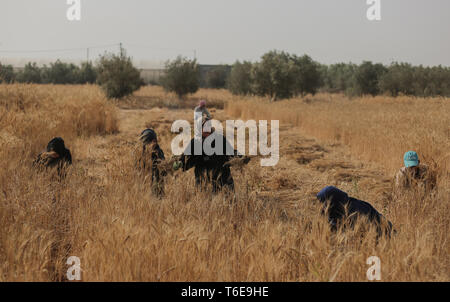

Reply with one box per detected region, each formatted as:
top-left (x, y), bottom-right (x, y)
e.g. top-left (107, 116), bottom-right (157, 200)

top-left (194, 100), bottom-right (212, 141)
top-left (394, 151), bottom-right (436, 193)
top-left (180, 122), bottom-right (250, 194)
top-left (194, 100), bottom-right (211, 123)
top-left (138, 129), bottom-right (166, 198)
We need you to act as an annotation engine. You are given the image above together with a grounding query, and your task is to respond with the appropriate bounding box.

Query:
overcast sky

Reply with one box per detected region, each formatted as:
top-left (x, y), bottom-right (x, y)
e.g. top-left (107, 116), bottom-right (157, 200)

top-left (1, 0), bottom-right (449, 68)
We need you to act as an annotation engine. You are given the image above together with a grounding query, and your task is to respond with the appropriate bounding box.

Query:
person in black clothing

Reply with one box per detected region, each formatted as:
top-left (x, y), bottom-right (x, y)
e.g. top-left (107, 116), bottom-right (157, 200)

top-left (34, 137), bottom-right (72, 178)
top-left (180, 129), bottom-right (247, 193)
top-left (316, 186), bottom-right (393, 238)
top-left (139, 129), bottom-right (166, 197)
top-left (180, 138), bottom-right (212, 188)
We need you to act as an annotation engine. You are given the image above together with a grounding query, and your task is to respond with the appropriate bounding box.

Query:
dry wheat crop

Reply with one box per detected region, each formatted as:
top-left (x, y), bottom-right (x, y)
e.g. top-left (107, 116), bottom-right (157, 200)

top-left (0, 85), bottom-right (448, 281)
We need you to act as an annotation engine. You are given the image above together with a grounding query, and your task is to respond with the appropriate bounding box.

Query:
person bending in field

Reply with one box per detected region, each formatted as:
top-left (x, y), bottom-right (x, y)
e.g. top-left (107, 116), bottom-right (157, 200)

top-left (394, 151), bottom-right (436, 194)
top-left (138, 129), bottom-right (166, 197)
top-left (179, 123), bottom-right (250, 193)
top-left (316, 186), bottom-right (393, 238)
top-left (34, 137), bottom-right (72, 178)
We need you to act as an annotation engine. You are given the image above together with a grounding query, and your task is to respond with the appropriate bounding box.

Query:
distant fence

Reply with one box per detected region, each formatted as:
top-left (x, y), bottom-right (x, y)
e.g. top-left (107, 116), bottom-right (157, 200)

top-left (139, 69), bottom-right (166, 84)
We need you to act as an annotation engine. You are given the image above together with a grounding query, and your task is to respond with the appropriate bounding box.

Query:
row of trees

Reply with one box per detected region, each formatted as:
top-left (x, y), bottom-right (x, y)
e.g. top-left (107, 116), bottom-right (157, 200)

top-left (227, 51), bottom-right (322, 100)
top-left (0, 61), bottom-right (97, 84)
top-left (378, 63), bottom-right (450, 97)
top-left (228, 56), bottom-right (450, 99)
top-left (0, 64), bottom-right (15, 83)
top-left (2, 50), bottom-right (450, 99)
top-left (0, 49), bottom-right (143, 99)
top-left (321, 62), bottom-right (450, 97)
top-left (161, 51), bottom-right (323, 100)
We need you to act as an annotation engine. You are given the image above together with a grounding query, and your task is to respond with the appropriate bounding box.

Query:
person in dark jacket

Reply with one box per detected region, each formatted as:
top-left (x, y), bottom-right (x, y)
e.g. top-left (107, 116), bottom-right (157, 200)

top-left (316, 186), bottom-right (393, 237)
top-left (34, 137), bottom-right (72, 178)
top-left (180, 128), bottom-right (247, 193)
top-left (139, 129), bottom-right (166, 197)
top-left (180, 138), bottom-right (212, 188)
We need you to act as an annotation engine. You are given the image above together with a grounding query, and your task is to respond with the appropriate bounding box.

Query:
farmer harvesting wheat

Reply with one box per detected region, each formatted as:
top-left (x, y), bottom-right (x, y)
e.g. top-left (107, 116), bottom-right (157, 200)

top-left (180, 122), bottom-right (250, 194)
top-left (138, 128), bottom-right (167, 197)
top-left (34, 137), bottom-right (72, 178)
top-left (316, 186), bottom-right (393, 238)
top-left (394, 151), bottom-right (436, 194)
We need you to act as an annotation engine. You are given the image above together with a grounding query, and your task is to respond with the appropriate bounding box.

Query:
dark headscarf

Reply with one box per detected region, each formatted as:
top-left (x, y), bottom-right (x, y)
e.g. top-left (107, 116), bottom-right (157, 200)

top-left (140, 129), bottom-right (157, 145)
top-left (317, 186), bottom-right (349, 204)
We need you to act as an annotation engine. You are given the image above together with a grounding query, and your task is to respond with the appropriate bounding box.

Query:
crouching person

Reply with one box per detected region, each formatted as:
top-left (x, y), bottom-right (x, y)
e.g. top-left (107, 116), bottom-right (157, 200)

top-left (138, 129), bottom-right (166, 198)
top-left (34, 137), bottom-right (72, 179)
top-left (316, 186), bottom-right (393, 238)
top-left (394, 151), bottom-right (436, 194)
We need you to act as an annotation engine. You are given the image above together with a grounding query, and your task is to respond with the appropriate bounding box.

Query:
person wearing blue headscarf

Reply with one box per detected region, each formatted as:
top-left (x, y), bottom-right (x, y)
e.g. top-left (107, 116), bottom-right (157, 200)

top-left (316, 186), bottom-right (393, 237)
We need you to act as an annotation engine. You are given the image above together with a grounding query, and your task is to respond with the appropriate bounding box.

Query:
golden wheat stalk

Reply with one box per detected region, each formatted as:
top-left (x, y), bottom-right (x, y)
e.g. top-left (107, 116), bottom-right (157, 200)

top-left (223, 156), bottom-right (252, 168)
top-left (40, 151), bottom-right (60, 160)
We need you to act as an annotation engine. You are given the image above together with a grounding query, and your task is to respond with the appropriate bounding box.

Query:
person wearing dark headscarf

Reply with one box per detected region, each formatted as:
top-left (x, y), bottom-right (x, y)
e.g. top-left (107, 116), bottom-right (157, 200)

top-left (139, 129), bottom-right (166, 197)
top-left (34, 137), bottom-right (72, 178)
top-left (316, 186), bottom-right (393, 237)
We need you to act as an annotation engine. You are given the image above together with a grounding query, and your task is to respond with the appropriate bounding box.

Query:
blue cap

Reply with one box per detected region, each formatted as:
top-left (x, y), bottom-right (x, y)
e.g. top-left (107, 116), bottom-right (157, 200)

top-left (404, 151), bottom-right (419, 168)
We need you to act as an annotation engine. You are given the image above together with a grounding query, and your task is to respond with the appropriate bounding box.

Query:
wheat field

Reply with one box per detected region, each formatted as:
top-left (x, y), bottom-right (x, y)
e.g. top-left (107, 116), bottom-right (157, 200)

top-left (0, 84), bottom-right (448, 281)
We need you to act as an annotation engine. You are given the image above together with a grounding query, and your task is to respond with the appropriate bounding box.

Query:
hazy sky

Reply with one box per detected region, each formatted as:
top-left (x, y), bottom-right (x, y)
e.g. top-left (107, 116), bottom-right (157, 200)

top-left (1, 0), bottom-right (449, 68)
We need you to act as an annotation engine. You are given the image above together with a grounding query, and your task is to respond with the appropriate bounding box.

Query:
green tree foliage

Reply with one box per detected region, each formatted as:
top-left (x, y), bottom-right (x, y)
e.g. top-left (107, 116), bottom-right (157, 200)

top-left (16, 62), bottom-right (42, 84)
top-left (354, 61), bottom-right (387, 96)
top-left (321, 63), bottom-right (357, 94)
top-left (227, 61), bottom-right (253, 95)
top-left (161, 56), bottom-right (199, 99)
top-left (379, 63), bottom-right (450, 97)
top-left (291, 54), bottom-right (322, 96)
top-left (320, 62), bottom-right (450, 97)
top-left (14, 61), bottom-right (98, 85)
top-left (250, 51), bottom-right (322, 100)
top-left (252, 50), bottom-right (295, 100)
top-left (0, 63), bottom-right (15, 83)
top-left (41, 60), bottom-right (79, 84)
top-left (378, 63), bottom-right (413, 96)
top-left (77, 62), bottom-right (97, 84)
top-left (3, 53), bottom-right (450, 98)
top-left (204, 65), bottom-right (230, 89)
top-left (96, 49), bottom-right (143, 99)
top-left (426, 66), bottom-right (450, 97)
